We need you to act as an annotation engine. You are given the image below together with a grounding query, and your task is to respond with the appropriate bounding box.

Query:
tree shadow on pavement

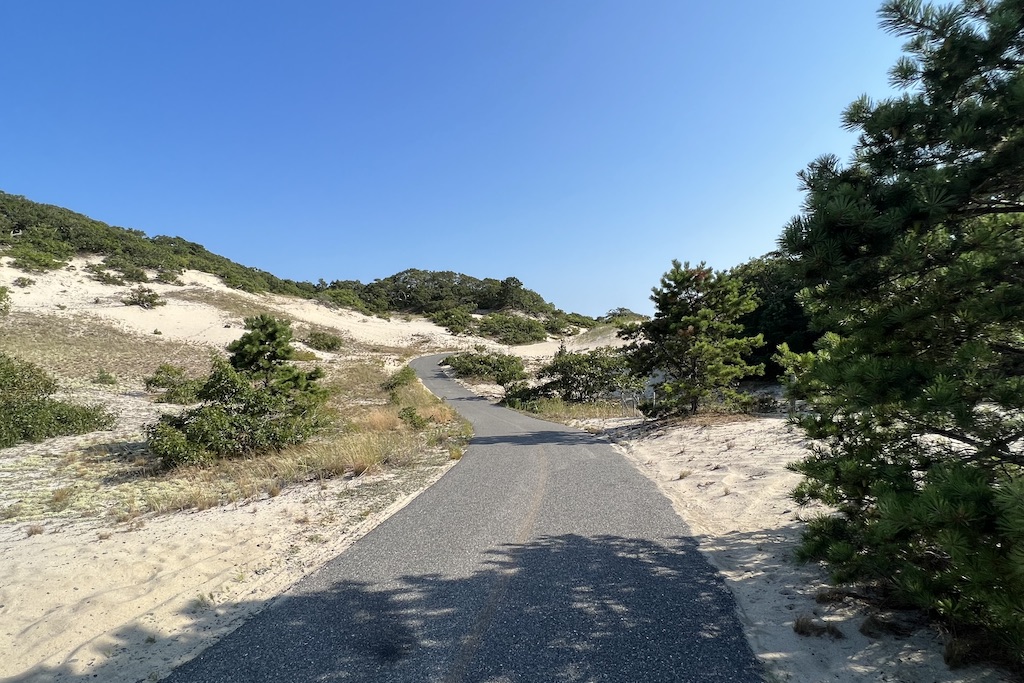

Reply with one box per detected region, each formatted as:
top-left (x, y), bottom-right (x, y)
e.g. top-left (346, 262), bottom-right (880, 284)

top-left (159, 533), bottom-right (765, 682)
top-left (14, 534), bottom-right (769, 683)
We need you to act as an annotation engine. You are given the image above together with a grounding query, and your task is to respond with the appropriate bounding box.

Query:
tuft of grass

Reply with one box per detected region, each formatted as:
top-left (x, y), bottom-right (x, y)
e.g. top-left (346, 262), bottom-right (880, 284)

top-left (49, 486), bottom-right (76, 511)
top-left (91, 368), bottom-right (118, 385)
top-left (512, 396), bottom-right (629, 422)
top-left (358, 408), bottom-right (403, 432)
top-left (793, 614), bottom-right (844, 639)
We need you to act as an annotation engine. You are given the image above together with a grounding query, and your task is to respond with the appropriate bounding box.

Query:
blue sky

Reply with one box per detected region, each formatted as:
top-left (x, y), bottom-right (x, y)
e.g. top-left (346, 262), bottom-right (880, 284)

top-left (2, 1), bottom-right (904, 317)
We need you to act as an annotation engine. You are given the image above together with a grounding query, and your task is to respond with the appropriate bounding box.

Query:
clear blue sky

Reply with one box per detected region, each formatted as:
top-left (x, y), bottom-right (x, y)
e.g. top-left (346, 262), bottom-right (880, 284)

top-left (2, 1), bottom-right (904, 317)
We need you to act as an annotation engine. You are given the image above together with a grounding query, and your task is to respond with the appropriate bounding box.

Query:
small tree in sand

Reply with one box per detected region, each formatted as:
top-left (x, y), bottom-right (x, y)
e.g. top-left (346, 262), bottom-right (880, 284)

top-left (620, 261), bottom-right (763, 415)
top-left (147, 315), bottom-right (326, 466)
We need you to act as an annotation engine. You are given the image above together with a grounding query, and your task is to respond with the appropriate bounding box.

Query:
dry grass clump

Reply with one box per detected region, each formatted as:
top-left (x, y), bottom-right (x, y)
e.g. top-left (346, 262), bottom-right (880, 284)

top-left (322, 362), bottom-right (390, 404)
top-left (518, 397), bottom-right (633, 422)
top-left (358, 408), bottom-right (403, 432)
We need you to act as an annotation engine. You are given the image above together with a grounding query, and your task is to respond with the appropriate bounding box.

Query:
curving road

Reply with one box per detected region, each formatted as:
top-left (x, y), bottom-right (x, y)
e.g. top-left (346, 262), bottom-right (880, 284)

top-left (163, 354), bottom-right (763, 682)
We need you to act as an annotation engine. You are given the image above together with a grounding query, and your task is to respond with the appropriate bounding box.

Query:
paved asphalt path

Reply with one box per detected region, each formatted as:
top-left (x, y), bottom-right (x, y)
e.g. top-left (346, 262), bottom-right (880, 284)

top-left (163, 354), bottom-right (763, 682)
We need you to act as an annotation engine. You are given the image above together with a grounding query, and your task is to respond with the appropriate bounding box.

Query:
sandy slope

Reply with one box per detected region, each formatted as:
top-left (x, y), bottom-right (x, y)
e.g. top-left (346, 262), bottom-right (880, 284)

top-left (0, 258), bottom-right (1014, 682)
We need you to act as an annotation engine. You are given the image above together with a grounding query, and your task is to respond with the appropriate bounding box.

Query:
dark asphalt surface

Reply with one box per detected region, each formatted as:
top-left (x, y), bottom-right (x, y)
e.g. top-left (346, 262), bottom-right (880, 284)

top-left (162, 354), bottom-right (763, 682)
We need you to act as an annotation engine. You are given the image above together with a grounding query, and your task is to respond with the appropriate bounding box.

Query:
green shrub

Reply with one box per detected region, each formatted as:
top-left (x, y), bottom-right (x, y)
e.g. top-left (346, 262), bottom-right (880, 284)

top-left (144, 363), bottom-right (202, 404)
top-left (9, 244), bottom-right (67, 272)
top-left (443, 351), bottom-right (526, 388)
top-left (147, 317), bottom-right (326, 467)
top-left (398, 406), bottom-right (428, 429)
top-left (12, 277), bottom-right (34, 288)
top-left (153, 270), bottom-right (183, 285)
top-left (536, 346), bottom-right (635, 402)
top-left (0, 353), bottom-right (114, 448)
top-left (302, 330), bottom-right (344, 352)
top-left (0, 287), bottom-right (9, 317)
top-left (429, 307), bottom-right (475, 335)
top-left (85, 264), bottom-right (126, 286)
top-left (382, 365), bottom-right (417, 392)
top-left (91, 369), bottom-right (117, 385)
top-left (122, 286), bottom-right (166, 309)
top-left (477, 313), bottom-right (547, 345)
top-left (105, 255), bottom-right (149, 283)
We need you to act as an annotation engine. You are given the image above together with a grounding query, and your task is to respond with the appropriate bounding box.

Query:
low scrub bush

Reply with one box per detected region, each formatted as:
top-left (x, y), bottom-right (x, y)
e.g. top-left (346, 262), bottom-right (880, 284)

top-left (147, 316), bottom-right (327, 467)
top-left (91, 369), bottom-right (117, 385)
top-left (443, 351), bottom-right (525, 388)
top-left (0, 353), bottom-right (114, 448)
top-left (429, 307), bottom-right (475, 335)
top-left (12, 277), bottom-right (34, 288)
top-left (303, 330), bottom-right (345, 352)
top-left (8, 243), bottom-right (69, 272)
top-left (85, 263), bottom-right (126, 286)
top-left (382, 365), bottom-right (417, 392)
top-left (477, 313), bottom-right (547, 345)
top-left (145, 363), bottom-right (203, 404)
top-left (153, 270), bottom-right (184, 285)
top-left (536, 346), bottom-right (634, 402)
top-left (0, 287), bottom-right (9, 317)
top-left (122, 286), bottom-right (166, 309)
top-left (398, 406), bottom-right (428, 429)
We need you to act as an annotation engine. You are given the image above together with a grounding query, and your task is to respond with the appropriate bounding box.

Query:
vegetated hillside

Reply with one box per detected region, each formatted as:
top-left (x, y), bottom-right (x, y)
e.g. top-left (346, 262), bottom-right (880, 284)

top-left (0, 191), bottom-right (594, 341)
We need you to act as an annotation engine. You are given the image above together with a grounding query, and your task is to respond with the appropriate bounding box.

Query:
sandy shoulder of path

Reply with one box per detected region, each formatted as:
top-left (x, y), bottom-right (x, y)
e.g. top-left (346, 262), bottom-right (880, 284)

top-left (0, 458), bottom-right (455, 683)
top-left (588, 414), bottom-right (1014, 683)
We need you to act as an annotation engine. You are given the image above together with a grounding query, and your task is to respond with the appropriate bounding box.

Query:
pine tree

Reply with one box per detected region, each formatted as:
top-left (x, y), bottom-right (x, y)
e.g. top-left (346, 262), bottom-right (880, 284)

top-left (779, 0), bottom-right (1024, 662)
top-left (148, 315), bottom-right (326, 465)
top-left (621, 261), bottom-right (763, 415)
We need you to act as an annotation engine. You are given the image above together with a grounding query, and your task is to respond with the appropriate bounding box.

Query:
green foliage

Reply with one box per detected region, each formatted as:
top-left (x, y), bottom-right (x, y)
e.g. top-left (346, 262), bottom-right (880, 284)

top-left (8, 243), bottom-right (68, 272)
top-left (542, 312), bottom-right (598, 335)
top-left (382, 365), bottom-right (417, 392)
top-left (144, 363), bottom-right (203, 404)
top-left (621, 261), bottom-right (764, 415)
top-left (91, 369), bottom-right (117, 385)
top-left (536, 345), bottom-right (636, 402)
top-left (0, 286), bottom-right (9, 317)
top-left (0, 353), bottom-right (114, 448)
top-left (302, 330), bottom-right (344, 352)
top-left (477, 313), bottom-right (547, 345)
top-left (598, 308), bottom-right (648, 327)
top-left (147, 317), bottom-right (326, 466)
top-left (85, 263), bottom-right (126, 285)
top-left (428, 306), bottom-right (475, 335)
top-left (12, 276), bottom-right (34, 288)
top-left (730, 253), bottom-right (815, 378)
top-left (779, 0), bottom-right (1024, 664)
top-left (314, 268), bottom-right (577, 328)
top-left (398, 406), bottom-right (428, 429)
top-left (226, 314), bottom-right (295, 379)
top-left (122, 286), bottom-right (166, 309)
top-left (443, 351), bottom-right (526, 388)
